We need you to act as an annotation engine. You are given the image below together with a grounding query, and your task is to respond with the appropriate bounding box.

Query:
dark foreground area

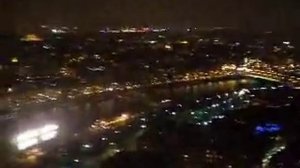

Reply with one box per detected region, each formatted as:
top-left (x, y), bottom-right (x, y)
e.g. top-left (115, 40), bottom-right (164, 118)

top-left (103, 88), bottom-right (300, 168)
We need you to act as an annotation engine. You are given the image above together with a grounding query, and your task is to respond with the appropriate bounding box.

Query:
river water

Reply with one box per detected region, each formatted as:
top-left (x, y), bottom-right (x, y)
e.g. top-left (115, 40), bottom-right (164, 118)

top-left (5, 78), bottom-right (284, 167)
top-left (7, 78), bottom-right (276, 137)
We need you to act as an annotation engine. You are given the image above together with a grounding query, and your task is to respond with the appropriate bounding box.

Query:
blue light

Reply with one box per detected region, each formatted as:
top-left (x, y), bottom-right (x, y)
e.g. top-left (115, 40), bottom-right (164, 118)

top-left (255, 123), bottom-right (282, 134)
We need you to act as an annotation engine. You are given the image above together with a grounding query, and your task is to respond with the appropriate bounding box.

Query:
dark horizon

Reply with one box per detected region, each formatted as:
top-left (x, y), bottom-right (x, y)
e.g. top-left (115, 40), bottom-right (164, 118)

top-left (0, 0), bottom-right (299, 34)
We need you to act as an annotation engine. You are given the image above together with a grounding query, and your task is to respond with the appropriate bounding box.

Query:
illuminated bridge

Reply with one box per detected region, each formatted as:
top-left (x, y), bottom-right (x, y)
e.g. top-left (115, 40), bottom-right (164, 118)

top-left (243, 74), bottom-right (281, 82)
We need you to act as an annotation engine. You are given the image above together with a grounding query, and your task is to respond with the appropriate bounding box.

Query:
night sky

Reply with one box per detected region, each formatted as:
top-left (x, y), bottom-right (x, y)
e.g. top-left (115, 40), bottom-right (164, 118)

top-left (0, 0), bottom-right (299, 33)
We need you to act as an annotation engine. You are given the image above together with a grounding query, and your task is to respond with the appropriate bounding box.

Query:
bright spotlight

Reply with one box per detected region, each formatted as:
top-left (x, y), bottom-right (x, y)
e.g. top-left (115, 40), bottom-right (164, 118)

top-left (40, 131), bottom-right (57, 141)
top-left (16, 129), bottom-right (39, 142)
top-left (17, 138), bottom-right (39, 150)
top-left (14, 123), bottom-right (59, 150)
top-left (40, 124), bottom-right (59, 133)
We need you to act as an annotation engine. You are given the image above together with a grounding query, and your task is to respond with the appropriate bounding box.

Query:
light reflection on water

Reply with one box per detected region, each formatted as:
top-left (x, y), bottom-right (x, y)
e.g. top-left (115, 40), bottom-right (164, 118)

top-left (147, 79), bottom-right (273, 102)
top-left (8, 79), bottom-right (276, 139)
top-left (4, 78), bottom-right (284, 168)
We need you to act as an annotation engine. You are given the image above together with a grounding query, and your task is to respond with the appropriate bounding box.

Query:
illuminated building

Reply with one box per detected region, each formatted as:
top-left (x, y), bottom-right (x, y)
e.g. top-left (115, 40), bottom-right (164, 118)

top-left (20, 34), bottom-right (43, 42)
top-left (11, 57), bottom-right (18, 63)
top-left (255, 123), bottom-right (282, 134)
top-left (221, 64), bottom-right (237, 71)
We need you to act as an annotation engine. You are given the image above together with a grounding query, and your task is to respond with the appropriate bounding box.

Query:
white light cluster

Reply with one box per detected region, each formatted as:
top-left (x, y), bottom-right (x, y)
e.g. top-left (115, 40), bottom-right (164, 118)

top-left (238, 89), bottom-right (250, 96)
top-left (15, 124), bottom-right (59, 150)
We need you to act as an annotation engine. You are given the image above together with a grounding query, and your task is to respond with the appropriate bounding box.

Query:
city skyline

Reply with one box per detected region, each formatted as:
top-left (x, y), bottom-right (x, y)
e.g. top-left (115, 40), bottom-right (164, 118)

top-left (0, 0), bottom-right (299, 33)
